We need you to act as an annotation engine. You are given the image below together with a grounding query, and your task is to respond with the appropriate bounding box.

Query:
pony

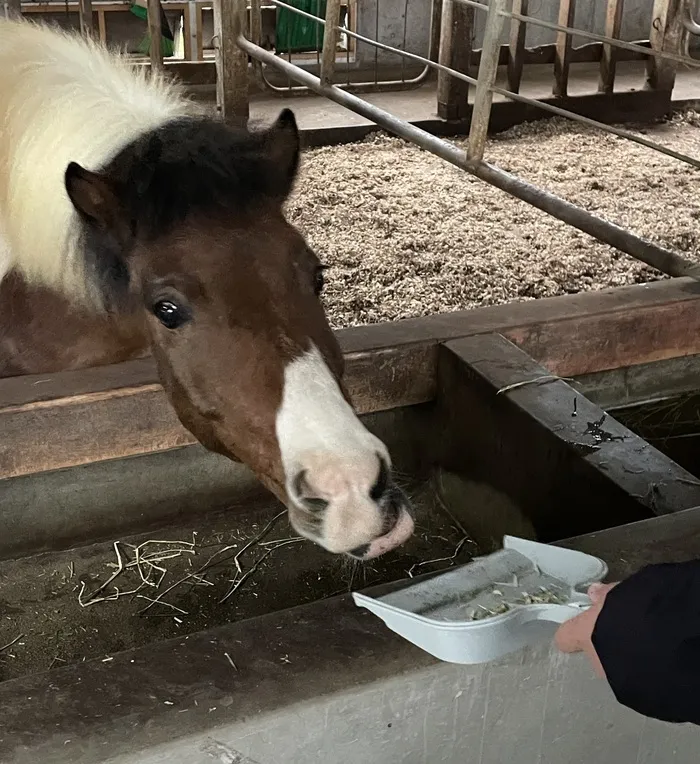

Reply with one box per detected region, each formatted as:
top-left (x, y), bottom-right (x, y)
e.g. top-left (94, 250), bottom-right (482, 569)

top-left (0, 18), bottom-right (414, 559)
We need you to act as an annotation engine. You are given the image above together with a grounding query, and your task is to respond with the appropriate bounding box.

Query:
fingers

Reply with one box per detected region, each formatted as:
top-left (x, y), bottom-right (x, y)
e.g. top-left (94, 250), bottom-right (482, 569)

top-left (587, 581), bottom-right (617, 604)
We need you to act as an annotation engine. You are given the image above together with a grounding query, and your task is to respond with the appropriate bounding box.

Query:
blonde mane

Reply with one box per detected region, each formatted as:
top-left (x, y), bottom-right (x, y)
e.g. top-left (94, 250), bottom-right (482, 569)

top-left (0, 18), bottom-right (199, 305)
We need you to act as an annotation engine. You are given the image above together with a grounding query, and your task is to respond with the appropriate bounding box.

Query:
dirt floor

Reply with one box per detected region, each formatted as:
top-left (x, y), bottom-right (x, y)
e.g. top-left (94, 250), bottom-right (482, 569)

top-left (286, 110), bottom-right (700, 328)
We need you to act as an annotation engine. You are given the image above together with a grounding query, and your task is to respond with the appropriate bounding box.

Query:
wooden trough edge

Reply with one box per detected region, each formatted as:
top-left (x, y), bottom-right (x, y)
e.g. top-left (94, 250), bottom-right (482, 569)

top-left (2, 277), bottom-right (700, 481)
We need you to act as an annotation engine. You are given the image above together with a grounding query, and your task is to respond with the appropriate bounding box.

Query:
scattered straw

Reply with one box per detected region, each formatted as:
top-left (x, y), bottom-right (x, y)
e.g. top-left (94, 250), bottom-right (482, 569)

top-left (224, 652), bottom-right (238, 671)
top-left (496, 375), bottom-right (574, 395)
top-left (407, 536), bottom-right (470, 578)
top-left (0, 634), bottom-right (25, 653)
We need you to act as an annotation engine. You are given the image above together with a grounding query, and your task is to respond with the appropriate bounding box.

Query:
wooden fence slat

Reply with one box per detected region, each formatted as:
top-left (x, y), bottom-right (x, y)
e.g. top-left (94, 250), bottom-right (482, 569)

top-left (507, 0), bottom-right (528, 94)
top-left (467, 0), bottom-right (507, 161)
top-left (214, 0), bottom-right (250, 126)
top-left (598, 0), bottom-right (624, 94)
top-left (553, 0), bottom-right (576, 97)
top-left (147, 0), bottom-right (164, 73)
top-left (437, 0), bottom-right (473, 120)
top-left (646, 0), bottom-right (683, 93)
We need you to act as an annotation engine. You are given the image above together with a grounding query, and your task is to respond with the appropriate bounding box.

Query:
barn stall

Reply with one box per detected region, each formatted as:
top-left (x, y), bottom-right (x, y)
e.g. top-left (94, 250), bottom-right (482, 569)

top-left (2, 1), bottom-right (700, 762)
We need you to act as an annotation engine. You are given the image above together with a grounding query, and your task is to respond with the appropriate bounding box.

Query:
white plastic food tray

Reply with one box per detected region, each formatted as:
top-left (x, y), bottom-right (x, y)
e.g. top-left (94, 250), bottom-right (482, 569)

top-left (352, 536), bottom-right (608, 665)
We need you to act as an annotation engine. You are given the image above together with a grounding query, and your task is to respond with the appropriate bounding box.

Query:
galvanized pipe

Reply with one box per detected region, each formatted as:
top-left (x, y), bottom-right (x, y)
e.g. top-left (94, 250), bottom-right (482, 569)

top-left (237, 34), bottom-right (700, 281)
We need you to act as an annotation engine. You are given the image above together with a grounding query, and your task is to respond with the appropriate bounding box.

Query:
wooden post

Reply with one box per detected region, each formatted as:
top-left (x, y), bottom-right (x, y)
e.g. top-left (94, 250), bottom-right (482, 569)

top-left (147, 0), bottom-right (164, 74)
top-left (646, 0), bottom-right (683, 93)
top-left (598, 0), bottom-right (624, 93)
top-left (3, 0), bottom-right (21, 19)
top-left (320, 0), bottom-right (342, 87)
top-left (506, 0), bottom-right (528, 94)
top-left (553, 0), bottom-right (576, 97)
top-left (214, 0), bottom-right (250, 126)
top-left (437, 0), bottom-right (474, 121)
top-left (78, 0), bottom-right (95, 38)
top-left (467, 0), bottom-right (506, 161)
top-left (429, 0), bottom-right (443, 63)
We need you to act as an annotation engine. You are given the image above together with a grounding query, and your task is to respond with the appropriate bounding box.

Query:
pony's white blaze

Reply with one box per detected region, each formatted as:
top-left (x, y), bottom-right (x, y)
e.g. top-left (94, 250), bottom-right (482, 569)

top-left (276, 343), bottom-right (414, 555)
top-left (0, 19), bottom-right (197, 302)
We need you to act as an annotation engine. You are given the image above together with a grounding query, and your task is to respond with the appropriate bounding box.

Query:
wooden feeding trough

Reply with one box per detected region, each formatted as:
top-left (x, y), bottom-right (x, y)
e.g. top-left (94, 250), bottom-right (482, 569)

top-left (4, 277), bottom-right (700, 762)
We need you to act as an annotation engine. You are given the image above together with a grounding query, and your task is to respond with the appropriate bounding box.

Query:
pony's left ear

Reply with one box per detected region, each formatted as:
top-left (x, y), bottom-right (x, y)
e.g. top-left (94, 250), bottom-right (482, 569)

top-left (262, 109), bottom-right (300, 201)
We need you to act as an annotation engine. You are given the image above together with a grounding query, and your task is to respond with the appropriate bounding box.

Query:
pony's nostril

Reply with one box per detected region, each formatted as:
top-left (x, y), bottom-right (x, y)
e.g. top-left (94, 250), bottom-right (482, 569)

top-left (370, 456), bottom-right (390, 501)
top-left (348, 543), bottom-right (371, 559)
top-left (292, 469), bottom-right (329, 512)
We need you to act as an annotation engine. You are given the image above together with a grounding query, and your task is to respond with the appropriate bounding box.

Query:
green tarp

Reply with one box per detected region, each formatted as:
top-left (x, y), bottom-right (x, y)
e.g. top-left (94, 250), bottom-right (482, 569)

top-left (275, 0), bottom-right (326, 54)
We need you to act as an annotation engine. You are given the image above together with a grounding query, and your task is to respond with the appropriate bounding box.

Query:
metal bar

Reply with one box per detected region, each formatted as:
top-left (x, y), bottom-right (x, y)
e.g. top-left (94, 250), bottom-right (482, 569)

top-left (215, 0), bottom-right (250, 125)
top-left (598, 0), bottom-right (624, 94)
top-left (506, 0), bottom-right (528, 94)
top-left (321, 0), bottom-right (342, 87)
top-left (78, 0), bottom-right (94, 37)
top-left (553, 0), bottom-right (576, 97)
top-left (237, 34), bottom-right (700, 282)
top-left (437, 0), bottom-right (473, 120)
top-left (147, 0), bottom-right (164, 73)
top-left (647, 0), bottom-right (684, 93)
top-left (467, 0), bottom-right (506, 161)
top-left (458, 0), bottom-right (700, 69)
top-left (3, 0), bottom-right (21, 18)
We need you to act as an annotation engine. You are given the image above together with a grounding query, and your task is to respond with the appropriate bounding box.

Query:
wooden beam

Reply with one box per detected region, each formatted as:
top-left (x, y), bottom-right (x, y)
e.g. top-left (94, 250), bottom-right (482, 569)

top-left (506, 0), bottom-right (528, 94)
top-left (646, 0), bottom-right (684, 93)
top-left (214, 0), bottom-right (249, 126)
top-left (553, 0), bottom-right (576, 97)
top-left (2, 279), bottom-right (700, 481)
top-left (147, 0), bottom-right (164, 74)
top-left (78, 0), bottom-right (94, 38)
top-left (438, 334), bottom-right (700, 542)
top-left (437, 0), bottom-right (473, 121)
top-left (598, 0), bottom-right (624, 94)
top-left (466, 0), bottom-right (506, 161)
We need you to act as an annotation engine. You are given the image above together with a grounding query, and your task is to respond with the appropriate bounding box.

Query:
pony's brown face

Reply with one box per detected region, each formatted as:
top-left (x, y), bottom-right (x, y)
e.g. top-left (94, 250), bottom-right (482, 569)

top-left (63, 109), bottom-right (414, 559)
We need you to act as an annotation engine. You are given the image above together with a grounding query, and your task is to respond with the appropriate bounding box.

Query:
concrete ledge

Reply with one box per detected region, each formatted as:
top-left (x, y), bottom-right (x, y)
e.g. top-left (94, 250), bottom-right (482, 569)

top-left (3, 507), bottom-right (700, 763)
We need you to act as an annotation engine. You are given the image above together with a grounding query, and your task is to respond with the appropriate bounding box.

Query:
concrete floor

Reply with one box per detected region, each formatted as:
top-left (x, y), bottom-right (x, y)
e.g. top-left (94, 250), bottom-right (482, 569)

top-left (247, 60), bottom-right (700, 130)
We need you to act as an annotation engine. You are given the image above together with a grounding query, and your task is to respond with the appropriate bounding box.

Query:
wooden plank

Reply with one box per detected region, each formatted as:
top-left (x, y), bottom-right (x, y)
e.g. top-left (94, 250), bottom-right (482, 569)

top-left (438, 334), bottom-right (700, 542)
top-left (429, 0), bottom-right (443, 63)
top-left (320, 0), bottom-right (341, 87)
top-left (598, 0), bottom-right (624, 94)
top-left (646, 0), bottom-right (683, 93)
top-left (553, 0), bottom-right (576, 97)
top-left (98, 7), bottom-right (107, 41)
top-left (214, 0), bottom-right (249, 126)
top-left (4, 279), bottom-right (700, 481)
top-left (147, 0), bottom-right (164, 73)
top-left (466, 0), bottom-right (506, 161)
top-left (506, 0), bottom-right (528, 94)
top-left (437, 0), bottom-right (473, 121)
top-left (504, 296), bottom-right (700, 377)
top-left (0, 345), bottom-right (434, 481)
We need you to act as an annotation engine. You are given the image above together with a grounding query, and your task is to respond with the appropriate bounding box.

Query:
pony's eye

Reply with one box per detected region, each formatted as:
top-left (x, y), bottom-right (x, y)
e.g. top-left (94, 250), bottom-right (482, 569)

top-left (152, 300), bottom-right (188, 329)
top-left (313, 266), bottom-right (326, 296)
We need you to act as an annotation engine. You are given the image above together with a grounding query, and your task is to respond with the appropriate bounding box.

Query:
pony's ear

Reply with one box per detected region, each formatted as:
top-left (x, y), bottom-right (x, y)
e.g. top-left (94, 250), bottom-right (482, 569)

top-left (65, 162), bottom-right (125, 230)
top-left (262, 109), bottom-right (300, 201)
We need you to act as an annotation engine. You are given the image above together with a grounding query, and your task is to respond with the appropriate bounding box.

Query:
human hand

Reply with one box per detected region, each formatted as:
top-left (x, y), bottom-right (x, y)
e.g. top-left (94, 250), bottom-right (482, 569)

top-left (554, 582), bottom-right (618, 678)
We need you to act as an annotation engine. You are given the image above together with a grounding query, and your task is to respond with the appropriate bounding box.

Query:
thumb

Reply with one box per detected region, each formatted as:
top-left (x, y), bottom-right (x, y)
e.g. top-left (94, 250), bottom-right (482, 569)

top-left (587, 581), bottom-right (616, 604)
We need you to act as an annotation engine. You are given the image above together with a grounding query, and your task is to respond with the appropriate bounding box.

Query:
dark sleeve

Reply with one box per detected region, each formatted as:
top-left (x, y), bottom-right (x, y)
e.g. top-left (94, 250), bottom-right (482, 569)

top-left (592, 559), bottom-right (700, 724)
